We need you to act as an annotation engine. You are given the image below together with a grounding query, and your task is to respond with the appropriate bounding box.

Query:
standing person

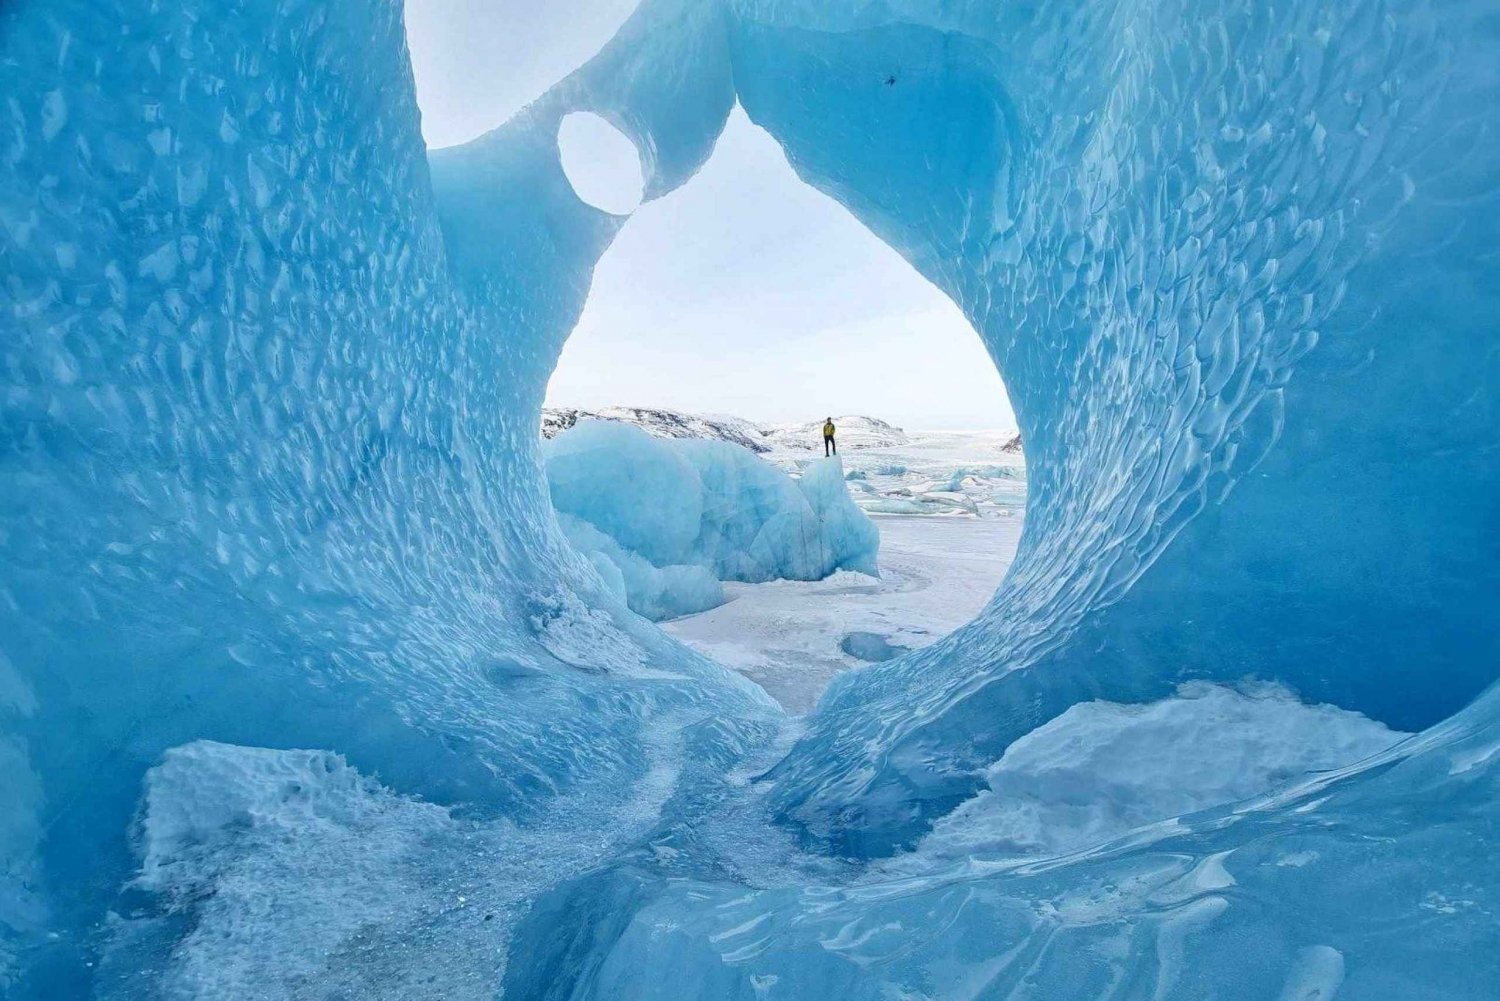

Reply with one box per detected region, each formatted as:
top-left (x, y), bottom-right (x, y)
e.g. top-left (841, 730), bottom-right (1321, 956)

top-left (823, 417), bottom-right (837, 456)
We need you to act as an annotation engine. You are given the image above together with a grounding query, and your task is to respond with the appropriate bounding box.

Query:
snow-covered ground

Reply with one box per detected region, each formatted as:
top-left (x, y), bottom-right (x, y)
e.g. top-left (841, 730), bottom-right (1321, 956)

top-left (663, 514), bottom-right (1022, 712)
top-left (663, 428), bottom-right (1027, 713)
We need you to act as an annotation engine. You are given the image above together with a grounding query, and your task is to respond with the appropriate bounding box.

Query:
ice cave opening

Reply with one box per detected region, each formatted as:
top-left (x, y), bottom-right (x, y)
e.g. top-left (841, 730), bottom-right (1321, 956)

top-left (541, 104), bottom-right (1026, 712)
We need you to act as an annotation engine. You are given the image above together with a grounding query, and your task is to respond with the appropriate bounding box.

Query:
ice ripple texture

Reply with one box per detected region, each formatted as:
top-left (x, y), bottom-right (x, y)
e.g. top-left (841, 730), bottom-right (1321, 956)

top-left (1, 0), bottom-right (1496, 997)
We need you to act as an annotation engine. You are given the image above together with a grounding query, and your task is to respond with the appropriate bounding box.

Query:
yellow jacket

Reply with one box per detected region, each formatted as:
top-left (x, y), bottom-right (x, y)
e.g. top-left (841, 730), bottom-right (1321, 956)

top-left (823, 421), bottom-right (836, 438)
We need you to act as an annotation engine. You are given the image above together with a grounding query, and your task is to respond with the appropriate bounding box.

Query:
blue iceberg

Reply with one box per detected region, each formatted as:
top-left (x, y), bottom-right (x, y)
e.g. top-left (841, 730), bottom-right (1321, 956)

top-left (0, 0), bottom-right (1496, 996)
top-left (545, 421), bottom-right (879, 620)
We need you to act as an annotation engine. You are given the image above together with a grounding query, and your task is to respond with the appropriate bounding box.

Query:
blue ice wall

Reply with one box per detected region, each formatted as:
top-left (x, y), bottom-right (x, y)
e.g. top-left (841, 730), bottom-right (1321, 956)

top-left (0, 0), bottom-right (772, 992)
top-left (734, 0), bottom-right (1500, 851)
top-left (1, 0), bottom-right (1497, 995)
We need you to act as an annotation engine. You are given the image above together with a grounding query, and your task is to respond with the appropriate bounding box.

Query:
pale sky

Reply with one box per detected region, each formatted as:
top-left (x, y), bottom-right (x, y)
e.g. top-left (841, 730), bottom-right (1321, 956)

top-left (403, 1), bottom-right (1016, 430)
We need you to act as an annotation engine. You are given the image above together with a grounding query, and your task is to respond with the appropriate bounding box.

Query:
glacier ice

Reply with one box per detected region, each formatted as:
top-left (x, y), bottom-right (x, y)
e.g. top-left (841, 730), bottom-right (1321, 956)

top-left (119, 742), bottom-right (460, 997)
top-left (1, 0), bottom-right (1497, 996)
top-left (545, 420), bottom-right (879, 613)
top-left (555, 511), bottom-right (728, 623)
top-left (907, 683), bottom-right (1407, 863)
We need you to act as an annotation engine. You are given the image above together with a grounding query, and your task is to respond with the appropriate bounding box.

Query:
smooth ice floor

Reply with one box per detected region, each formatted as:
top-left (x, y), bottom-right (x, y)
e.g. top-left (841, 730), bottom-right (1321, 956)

top-left (664, 513), bottom-right (1023, 713)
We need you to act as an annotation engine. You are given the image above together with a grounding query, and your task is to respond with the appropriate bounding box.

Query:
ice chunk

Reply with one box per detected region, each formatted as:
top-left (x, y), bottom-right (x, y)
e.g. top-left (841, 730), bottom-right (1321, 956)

top-left (544, 421), bottom-right (879, 602)
top-left (556, 512), bottom-right (725, 621)
top-left (135, 742), bottom-right (449, 898)
top-left (545, 420), bottom-right (707, 563)
top-left (913, 683), bottom-right (1406, 861)
top-left (838, 631), bottom-right (912, 663)
top-left (124, 742), bottom-right (458, 997)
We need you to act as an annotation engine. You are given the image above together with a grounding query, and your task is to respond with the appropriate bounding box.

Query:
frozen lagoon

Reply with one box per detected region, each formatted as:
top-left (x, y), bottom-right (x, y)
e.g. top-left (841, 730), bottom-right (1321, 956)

top-left (666, 514), bottom-right (1023, 713)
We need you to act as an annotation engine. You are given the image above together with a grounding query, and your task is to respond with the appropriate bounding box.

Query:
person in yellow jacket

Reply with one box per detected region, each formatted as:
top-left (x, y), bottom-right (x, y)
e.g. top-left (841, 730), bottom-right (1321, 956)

top-left (823, 417), bottom-right (837, 456)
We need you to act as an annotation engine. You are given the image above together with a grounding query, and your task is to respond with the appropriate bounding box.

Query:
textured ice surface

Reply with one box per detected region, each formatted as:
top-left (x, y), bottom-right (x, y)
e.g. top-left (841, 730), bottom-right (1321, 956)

top-left (120, 742), bottom-right (459, 997)
top-left (515, 689), bottom-right (1498, 1000)
top-left (555, 512), bottom-right (727, 622)
top-left (909, 683), bottom-right (1406, 862)
top-left (545, 421), bottom-right (879, 614)
top-left (1, 0), bottom-right (1497, 995)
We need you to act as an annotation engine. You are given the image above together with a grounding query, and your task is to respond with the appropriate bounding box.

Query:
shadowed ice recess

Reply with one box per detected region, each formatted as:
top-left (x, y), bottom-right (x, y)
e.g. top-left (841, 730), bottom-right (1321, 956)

top-left (1, 0), bottom-right (1496, 997)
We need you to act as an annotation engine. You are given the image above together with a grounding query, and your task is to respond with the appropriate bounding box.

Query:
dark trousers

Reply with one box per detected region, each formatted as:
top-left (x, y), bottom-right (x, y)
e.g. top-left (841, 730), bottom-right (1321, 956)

top-left (825, 436), bottom-right (836, 456)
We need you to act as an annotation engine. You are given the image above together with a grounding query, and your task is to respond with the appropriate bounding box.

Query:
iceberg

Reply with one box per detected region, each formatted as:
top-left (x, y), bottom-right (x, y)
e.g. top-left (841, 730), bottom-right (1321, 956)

top-left (545, 420), bottom-right (879, 614)
top-left (0, 0), bottom-right (1496, 996)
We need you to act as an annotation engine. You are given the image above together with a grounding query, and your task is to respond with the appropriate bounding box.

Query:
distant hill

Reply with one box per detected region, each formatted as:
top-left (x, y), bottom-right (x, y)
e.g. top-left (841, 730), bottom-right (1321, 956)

top-left (536, 407), bottom-right (1025, 461)
top-left (540, 407), bottom-right (914, 453)
top-left (763, 416), bottom-right (911, 451)
top-left (541, 406), bottom-right (773, 453)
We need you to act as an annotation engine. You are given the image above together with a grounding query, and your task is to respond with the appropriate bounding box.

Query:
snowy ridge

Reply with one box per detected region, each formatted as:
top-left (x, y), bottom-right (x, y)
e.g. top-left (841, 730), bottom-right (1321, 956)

top-left (541, 406), bottom-right (774, 453)
top-left (764, 415), bottom-right (911, 451)
top-left (540, 407), bottom-right (937, 454)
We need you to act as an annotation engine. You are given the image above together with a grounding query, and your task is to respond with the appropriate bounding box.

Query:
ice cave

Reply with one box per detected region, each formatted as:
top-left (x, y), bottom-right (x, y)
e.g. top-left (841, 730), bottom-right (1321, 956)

top-left (1, 0), bottom-right (1497, 998)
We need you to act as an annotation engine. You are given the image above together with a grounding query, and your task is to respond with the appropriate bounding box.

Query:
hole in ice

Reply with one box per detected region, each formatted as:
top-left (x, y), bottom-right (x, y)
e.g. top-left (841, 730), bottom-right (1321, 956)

top-left (557, 111), bottom-right (644, 215)
top-left (404, 0), bottom-right (642, 148)
top-left (542, 108), bottom-right (1025, 713)
top-left (839, 631), bottom-right (913, 663)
